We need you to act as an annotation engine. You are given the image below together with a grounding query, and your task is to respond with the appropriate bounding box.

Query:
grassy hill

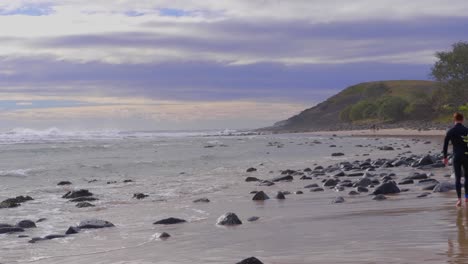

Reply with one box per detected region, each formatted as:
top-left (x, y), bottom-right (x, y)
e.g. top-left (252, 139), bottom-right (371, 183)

top-left (267, 80), bottom-right (441, 132)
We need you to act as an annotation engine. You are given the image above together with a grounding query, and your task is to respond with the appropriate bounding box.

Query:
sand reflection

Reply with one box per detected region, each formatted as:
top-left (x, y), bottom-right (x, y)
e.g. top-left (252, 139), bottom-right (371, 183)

top-left (448, 209), bottom-right (468, 263)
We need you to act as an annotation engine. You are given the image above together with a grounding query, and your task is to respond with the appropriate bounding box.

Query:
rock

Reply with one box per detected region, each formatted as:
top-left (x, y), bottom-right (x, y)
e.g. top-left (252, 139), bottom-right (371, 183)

top-left (356, 186), bottom-right (368, 193)
top-left (333, 171), bottom-right (346, 177)
top-left (57, 181), bottom-right (72, 186)
top-left (217, 213), bottom-right (242, 226)
top-left (107, 181), bottom-right (117, 184)
top-left (415, 155), bottom-right (434, 166)
top-left (70, 197), bottom-right (98, 202)
top-left (246, 167), bottom-right (257, 173)
top-left (16, 220), bottom-right (36, 229)
top-left (348, 191), bottom-right (360, 195)
top-left (76, 202), bottom-right (95, 208)
top-left (332, 153), bottom-right (345, 157)
top-left (257, 180), bottom-right (275, 186)
top-left (123, 179), bottom-right (134, 183)
top-left (372, 181), bottom-right (400, 195)
top-left (276, 192), bottom-right (286, 200)
top-left (252, 191), bottom-right (270, 201)
top-left (65, 226), bottom-right (80, 235)
top-left (406, 173), bottom-right (428, 180)
top-left (62, 190), bottom-right (93, 199)
top-left (311, 187), bottom-right (325, 192)
top-left (237, 257), bottom-right (264, 264)
top-left (153, 218), bottom-right (187, 225)
top-left (354, 178), bottom-right (372, 187)
top-left (422, 183), bottom-right (438, 191)
top-left (0, 227), bottom-right (24, 234)
top-left (36, 218), bottom-right (47, 223)
top-left (334, 186), bottom-right (345, 192)
top-left (44, 234), bottom-right (66, 240)
top-left (245, 177), bottom-right (260, 182)
top-left (18, 235), bottom-right (29, 238)
top-left (295, 191), bottom-right (303, 194)
top-left (271, 175), bottom-right (293, 182)
top-left (323, 179), bottom-right (338, 187)
top-left (417, 192), bottom-right (431, 198)
top-left (0, 223), bottom-right (12, 228)
top-left (433, 182), bottom-right (456, 193)
top-left (158, 232), bottom-right (171, 239)
top-left (398, 179), bottom-right (414, 185)
top-left (247, 216), bottom-right (260, 222)
top-left (193, 198), bottom-right (210, 203)
top-left (304, 183), bottom-right (319, 189)
top-left (378, 146), bottom-right (394, 151)
top-left (332, 196), bottom-right (345, 203)
top-left (78, 219), bottom-right (115, 229)
top-left (28, 237), bottom-right (45, 243)
top-left (0, 196), bottom-right (33, 209)
top-left (373, 194), bottom-right (387, 201)
top-left (133, 193), bottom-right (149, 200)
top-left (300, 176), bottom-right (312, 180)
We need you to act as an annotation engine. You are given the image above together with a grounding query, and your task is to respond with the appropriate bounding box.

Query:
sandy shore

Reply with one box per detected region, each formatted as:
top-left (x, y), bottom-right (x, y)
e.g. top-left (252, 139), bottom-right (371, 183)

top-left (304, 128), bottom-right (447, 138)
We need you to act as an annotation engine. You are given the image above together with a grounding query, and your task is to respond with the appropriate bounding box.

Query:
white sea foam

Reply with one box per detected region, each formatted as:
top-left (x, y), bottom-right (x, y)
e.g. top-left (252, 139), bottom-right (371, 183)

top-left (0, 128), bottom-right (254, 144)
top-left (0, 168), bottom-right (36, 178)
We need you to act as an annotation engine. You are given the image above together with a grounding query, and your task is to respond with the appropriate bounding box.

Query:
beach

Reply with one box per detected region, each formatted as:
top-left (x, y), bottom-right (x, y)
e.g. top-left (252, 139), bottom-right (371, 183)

top-left (0, 129), bottom-right (465, 264)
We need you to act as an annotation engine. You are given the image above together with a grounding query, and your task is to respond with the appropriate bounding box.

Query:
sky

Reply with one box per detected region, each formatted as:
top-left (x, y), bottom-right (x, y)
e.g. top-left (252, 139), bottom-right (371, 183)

top-left (0, 0), bottom-right (467, 131)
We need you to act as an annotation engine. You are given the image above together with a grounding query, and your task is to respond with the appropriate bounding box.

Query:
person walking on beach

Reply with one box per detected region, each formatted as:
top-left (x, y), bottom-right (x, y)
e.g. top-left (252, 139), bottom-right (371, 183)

top-left (443, 112), bottom-right (468, 207)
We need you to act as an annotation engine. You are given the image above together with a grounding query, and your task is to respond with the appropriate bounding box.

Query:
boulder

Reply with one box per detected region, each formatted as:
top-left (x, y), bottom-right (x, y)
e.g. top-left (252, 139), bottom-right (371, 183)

top-left (276, 192), bottom-right (286, 200)
top-left (247, 216), bottom-right (260, 222)
top-left (332, 197), bottom-right (345, 204)
top-left (415, 155), bottom-right (434, 166)
top-left (372, 181), bottom-right (400, 195)
top-left (398, 179), bottom-right (414, 185)
top-left (295, 191), bottom-right (304, 195)
top-left (0, 196), bottom-right (33, 209)
top-left (63, 190), bottom-right (93, 199)
top-left (378, 146), bottom-right (394, 151)
top-left (158, 232), bottom-right (171, 239)
top-left (310, 187), bottom-right (325, 192)
top-left (57, 181), bottom-right (72, 186)
top-left (16, 220), bottom-right (36, 229)
top-left (331, 153), bottom-right (345, 157)
top-left (323, 179), bottom-right (338, 187)
top-left (217, 213), bottom-right (242, 226)
top-left (354, 178), bottom-right (372, 187)
top-left (373, 194), bottom-right (387, 201)
top-left (356, 186), bottom-right (369, 193)
top-left (123, 179), bottom-right (134, 183)
top-left (252, 191), bottom-right (270, 201)
top-left (77, 219), bottom-right (115, 229)
top-left (70, 197), bottom-right (98, 202)
top-left (348, 191), bottom-right (360, 195)
top-left (237, 257), bottom-right (264, 264)
top-left (304, 183), bottom-right (319, 189)
top-left (153, 218), bottom-right (187, 225)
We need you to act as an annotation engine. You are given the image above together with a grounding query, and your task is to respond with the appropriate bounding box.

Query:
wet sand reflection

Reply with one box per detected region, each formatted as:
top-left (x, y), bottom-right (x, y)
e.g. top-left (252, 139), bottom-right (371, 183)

top-left (448, 209), bottom-right (468, 263)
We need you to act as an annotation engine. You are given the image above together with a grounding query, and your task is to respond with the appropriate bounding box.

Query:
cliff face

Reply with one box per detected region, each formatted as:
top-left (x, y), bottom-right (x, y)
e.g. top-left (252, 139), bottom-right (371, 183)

top-left (266, 80), bottom-right (439, 132)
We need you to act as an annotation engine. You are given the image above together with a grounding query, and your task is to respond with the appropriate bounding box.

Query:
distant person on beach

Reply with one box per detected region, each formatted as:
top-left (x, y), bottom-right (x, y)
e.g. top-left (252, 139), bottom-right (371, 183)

top-left (443, 112), bottom-right (468, 207)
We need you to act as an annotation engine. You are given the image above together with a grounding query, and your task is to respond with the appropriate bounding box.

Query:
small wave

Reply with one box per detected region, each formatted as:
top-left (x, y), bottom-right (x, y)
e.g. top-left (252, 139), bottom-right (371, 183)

top-left (0, 168), bottom-right (36, 178)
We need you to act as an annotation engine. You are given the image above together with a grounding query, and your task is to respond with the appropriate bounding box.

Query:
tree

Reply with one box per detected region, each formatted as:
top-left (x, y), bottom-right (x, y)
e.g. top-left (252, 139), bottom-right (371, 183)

top-left (349, 100), bottom-right (377, 121)
top-left (405, 99), bottom-right (433, 120)
top-left (431, 41), bottom-right (468, 107)
top-left (339, 105), bottom-right (352, 122)
top-left (378, 97), bottom-right (408, 121)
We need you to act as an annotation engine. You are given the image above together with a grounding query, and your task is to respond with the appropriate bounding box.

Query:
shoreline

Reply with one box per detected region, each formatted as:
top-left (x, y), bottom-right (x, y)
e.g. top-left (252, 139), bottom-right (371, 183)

top-left (301, 128), bottom-right (447, 138)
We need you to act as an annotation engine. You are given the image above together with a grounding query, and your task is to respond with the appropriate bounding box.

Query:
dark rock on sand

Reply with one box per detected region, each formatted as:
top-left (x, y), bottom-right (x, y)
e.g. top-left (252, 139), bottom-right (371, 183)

top-left (76, 202), bottom-right (95, 208)
top-left (349, 191), bottom-right (360, 195)
top-left (65, 226), bottom-right (80, 235)
top-left (373, 194), bottom-right (387, 201)
top-left (332, 153), bottom-right (345, 157)
top-left (247, 216), bottom-right (260, 222)
top-left (276, 192), bottom-right (286, 200)
top-left (16, 220), bottom-right (36, 229)
top-left (304, 183), bottom-right (319, 189)
top-left (36, 218), bottom-right (47, 223)
top-left (252, 191), bottom-right (270, 201)
top-left (154, 218), bottom-right (187, 225)
top-left (311, 187), bottom-right (325, 192)
top-left (323, 179), bottom-right (338, 187)
top-left (158, 232), bottom-right (171, 239)
top-left (217, 213), bottom-right (242, 226)
top-left (295, 191), bottom-right (304, 194)
top-left (78, 219), bottom-right (115, 229)
top-left (237, 257), bottom-right (264, 264)
top-left (57, 181), bottom-right (72, 186)
top-left (415, 155), bottom-right (435, 166)
top-left (271, 175), bottom-right (293, 182)
top-left (0, 224), bottom-right (12, 228)
top-left (332, 196), bottom-right (345, 203)
top-left (354, 178), bottom-right (372, 187)
top-left (378, 146), bottom-right (394, 151)
top-left (356, 186), bottom-right (369, 193)
top-left (133, 193), bottom-right (149, 200)
top-left (300, 175), bottom-right (312, 180)
top-left (246, 168), bottom-right (257, 173)
top-left (62, 189), bottom-right (93, 199)
top-left (245, 177), bottom-right (260, 182)
top-left (0, 196), bottom-right (34, 209)
top-left (123, 179), bottom-right (134, 183)
top-left (373, 181), bottom-right (400, 195)
top-left (433, 182), bottom-right (456, 193)
top-left (193, 198), bottom-right (210, 203)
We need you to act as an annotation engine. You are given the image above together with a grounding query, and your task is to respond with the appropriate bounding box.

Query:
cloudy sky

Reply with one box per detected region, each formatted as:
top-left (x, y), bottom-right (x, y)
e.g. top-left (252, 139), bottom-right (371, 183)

top-left (0, 0), bottom-right (467, 131)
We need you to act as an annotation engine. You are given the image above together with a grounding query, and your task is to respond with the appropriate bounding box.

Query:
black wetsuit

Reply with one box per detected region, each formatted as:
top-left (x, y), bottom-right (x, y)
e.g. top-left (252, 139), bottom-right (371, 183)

top-left (443, 123), bottom-right (468, 198)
